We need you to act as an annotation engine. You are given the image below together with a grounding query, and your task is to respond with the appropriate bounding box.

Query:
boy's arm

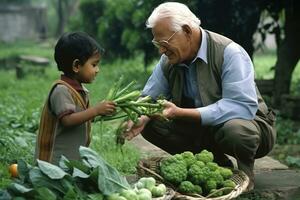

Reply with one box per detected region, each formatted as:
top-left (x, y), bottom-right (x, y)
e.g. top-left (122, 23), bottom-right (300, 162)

top-left (60, 101), bottom-right (115, 127)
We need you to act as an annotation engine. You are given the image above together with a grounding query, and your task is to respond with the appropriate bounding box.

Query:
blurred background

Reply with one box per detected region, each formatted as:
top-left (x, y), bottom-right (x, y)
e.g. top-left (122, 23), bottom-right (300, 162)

top-left (0, 0), bottom-right (299, 190)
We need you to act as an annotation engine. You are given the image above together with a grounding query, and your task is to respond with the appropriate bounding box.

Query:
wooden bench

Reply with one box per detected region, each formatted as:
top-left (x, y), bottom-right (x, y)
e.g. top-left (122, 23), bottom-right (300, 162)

top-left (16, 55), bottom-right (50, 78)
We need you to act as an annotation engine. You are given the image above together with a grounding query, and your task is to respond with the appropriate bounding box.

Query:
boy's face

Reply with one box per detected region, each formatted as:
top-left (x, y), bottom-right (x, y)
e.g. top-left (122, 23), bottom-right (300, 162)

top-left (76, 53), bottom-right (100, 83)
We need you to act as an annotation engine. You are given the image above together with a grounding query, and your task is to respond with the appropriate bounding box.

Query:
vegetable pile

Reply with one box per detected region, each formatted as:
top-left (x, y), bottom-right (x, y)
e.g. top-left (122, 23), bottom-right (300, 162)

top-left (0, 147), bottom-right (167, 200)
top-left (159, 150), bottom-right (236, 198)
top-left (108, 177), bottom-right (167, 200)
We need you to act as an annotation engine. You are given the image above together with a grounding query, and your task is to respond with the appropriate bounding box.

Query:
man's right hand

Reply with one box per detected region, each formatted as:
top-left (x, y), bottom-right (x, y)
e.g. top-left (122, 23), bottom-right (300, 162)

top-left (124, 115), bottom-right (150, 140)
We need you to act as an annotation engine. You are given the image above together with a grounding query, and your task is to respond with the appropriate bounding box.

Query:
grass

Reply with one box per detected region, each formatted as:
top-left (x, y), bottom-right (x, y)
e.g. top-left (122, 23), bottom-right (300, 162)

top-left (253, 50), bottom-right (300, 95)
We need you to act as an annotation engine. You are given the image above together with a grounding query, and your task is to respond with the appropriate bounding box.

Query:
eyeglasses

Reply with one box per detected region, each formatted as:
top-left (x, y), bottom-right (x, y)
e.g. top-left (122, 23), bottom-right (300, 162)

top-left (152, 30), bottom-right (180, 49)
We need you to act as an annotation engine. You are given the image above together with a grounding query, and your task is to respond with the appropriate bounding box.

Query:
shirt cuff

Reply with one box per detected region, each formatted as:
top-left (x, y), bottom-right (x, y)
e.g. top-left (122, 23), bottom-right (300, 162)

top-left (197, 106), bottom-right (215, 125)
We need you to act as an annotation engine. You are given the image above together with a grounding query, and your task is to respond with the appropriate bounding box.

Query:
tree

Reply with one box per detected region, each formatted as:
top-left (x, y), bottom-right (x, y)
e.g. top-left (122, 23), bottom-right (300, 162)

top-left (71, 0), bottom-right (300, 104)
top-left (55, 0), bottom-right (80, 36)
top-left (272, 0), bottom-right (300, 107)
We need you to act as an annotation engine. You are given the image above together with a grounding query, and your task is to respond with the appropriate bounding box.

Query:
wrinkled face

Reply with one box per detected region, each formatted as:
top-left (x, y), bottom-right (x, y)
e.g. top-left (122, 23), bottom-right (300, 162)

top-left (151, 18), bottom-right (192, 64)
top-left (76, 53), bottom-right (100, 83)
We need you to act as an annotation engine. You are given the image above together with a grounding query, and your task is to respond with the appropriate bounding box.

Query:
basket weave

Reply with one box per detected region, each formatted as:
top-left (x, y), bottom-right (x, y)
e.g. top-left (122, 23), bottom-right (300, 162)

top-left (137, 157), bottom-right (249, 200)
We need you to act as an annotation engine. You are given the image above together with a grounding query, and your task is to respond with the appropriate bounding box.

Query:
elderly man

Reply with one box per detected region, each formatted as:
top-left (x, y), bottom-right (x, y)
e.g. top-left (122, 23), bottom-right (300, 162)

top-left (125, 2), bottom-right (276, 191)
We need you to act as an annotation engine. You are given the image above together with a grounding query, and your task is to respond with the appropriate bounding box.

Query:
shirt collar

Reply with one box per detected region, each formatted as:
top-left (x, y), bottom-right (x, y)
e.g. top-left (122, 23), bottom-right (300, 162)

top-left (60, 75), bottom-right (88, 92)
top-left (191, 27), bottom-right (207, 64)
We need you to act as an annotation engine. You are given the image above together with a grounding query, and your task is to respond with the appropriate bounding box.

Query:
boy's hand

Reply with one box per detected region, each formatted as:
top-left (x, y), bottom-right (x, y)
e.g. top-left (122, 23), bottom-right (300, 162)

top-left (95, 100), bottom-right (116, 115)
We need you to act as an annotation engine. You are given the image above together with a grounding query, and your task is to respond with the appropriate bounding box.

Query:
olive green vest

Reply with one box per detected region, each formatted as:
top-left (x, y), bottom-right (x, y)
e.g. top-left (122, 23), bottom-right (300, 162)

top-left (162, 30), bottom-right (271, 120)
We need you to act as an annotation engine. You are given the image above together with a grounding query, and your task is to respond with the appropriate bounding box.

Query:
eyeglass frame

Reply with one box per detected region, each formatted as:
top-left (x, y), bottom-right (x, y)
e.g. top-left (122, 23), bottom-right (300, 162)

top-left (152, 29), bottom-right (181, 49)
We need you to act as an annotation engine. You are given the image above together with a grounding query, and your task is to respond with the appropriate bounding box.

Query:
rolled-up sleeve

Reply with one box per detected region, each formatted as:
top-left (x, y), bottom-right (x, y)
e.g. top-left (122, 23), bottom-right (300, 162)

top-left (198, 43), bottom-right (258, 125)
top-left (50, 85), bottom-right (76, 119)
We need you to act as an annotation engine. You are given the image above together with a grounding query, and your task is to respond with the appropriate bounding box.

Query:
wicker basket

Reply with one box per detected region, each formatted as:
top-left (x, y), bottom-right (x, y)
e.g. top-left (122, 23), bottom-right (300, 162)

top-left (137, 157), bottom-right (249, 200)
top-left (153, 188), bottom-right (176, 200)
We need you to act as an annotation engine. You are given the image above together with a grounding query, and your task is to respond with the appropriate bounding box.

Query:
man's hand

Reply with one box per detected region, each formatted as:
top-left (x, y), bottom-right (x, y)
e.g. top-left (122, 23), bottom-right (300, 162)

top-left (162, 100), bottom-right (179, 119)
top-left (123, 115), bottom-right (150, 140)
top-left (162, 100), bottom-right (201, 122)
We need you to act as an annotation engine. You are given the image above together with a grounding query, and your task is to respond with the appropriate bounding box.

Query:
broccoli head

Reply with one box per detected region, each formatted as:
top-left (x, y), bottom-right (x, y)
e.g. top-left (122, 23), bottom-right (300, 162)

top-left (173, 154), bottom-right (184, 161)
top-left (222, 179), bottom-right (236, 194)
top-left (219, 167), bottom-right (233, 179)
top-left (193, 185), bottom-right (203, 195)
top-left (195, 150), bottom-right (214, 163)
top-left (160, 156), bottom-right (187, 185)
top-left (188, 165), bottom-right (210, 185)
top-left (206, 162), bottom-right (219, 171)
top-left (210, 170), bottom-right (224, 186)
top-left (178, 181), bottom-right (195, 194)
top-left (181, 151), bottom-right (196, 168)
top-left (204, 179), bottom-right (217, 194)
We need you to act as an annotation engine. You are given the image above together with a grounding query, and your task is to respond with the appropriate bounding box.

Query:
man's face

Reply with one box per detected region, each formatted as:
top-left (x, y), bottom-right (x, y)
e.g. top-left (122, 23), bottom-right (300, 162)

top-left (151, 19), bottom-right (191, 65)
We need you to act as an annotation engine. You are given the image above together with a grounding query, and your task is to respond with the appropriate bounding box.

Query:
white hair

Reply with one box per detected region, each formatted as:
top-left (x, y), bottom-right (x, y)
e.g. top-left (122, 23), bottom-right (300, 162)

top-left (146, 2), bottom-right (201, 31)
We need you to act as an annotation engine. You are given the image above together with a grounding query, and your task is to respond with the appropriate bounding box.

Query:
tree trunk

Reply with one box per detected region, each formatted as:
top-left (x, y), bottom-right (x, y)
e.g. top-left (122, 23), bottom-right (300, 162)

top-left (273, 0), bottom-right (300, 107)
top-left (56, 0), bottom-right (65, 37)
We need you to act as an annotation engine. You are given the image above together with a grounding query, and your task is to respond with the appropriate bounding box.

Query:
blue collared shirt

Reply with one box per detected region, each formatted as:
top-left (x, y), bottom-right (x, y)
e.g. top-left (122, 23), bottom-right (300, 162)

top-left (142, 29), bottom-right (258, 126)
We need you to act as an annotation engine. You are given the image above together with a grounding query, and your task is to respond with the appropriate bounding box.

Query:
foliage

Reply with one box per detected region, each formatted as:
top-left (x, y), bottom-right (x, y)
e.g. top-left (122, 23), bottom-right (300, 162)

top-left (0, 0), bottom-right (32, 4)
top-left (275, 116), bottom-right (300, 145)
top-left (70, 0), bottom-right (106, 36)
top-left (70, 0), bottom-right (283, 65)
top-left (0, 147), bottom-right (131, 199)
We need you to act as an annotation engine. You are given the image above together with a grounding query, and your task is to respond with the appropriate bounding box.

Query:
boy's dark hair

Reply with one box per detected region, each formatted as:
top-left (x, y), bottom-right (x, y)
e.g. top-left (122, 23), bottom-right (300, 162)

top-left (54, 31), bottom-right (104, 75)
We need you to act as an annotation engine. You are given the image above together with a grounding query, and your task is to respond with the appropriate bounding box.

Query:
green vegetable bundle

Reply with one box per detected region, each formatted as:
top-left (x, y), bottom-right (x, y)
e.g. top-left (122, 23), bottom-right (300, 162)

top-left (95, 76), bottom-right (166, 124)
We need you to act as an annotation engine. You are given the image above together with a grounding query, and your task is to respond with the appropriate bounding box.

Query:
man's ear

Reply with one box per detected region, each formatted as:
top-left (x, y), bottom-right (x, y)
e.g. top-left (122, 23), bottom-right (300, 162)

top-left (182, 24), bottom-right (192, 37)
top-left (72, 59), bottom-right (80, 73)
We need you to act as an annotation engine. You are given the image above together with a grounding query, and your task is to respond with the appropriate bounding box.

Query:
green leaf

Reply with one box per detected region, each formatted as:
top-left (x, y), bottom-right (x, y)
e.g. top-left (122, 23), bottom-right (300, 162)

top-left (0, 189), bottom-right (12, 200)
top-left (72, 168), bottom-right (89, 178)
top-left (17, 159), bottom-right (31, 182)
top-left (8, 183), bottom-right (33, 194)
top-left (58, 156), bottom-right (70, 171)
top-left (62, 188), bottom-right (77, 200)
top-left (68, 160), bottom-right (91, 175)
top-left (29, 167), bottom-right (66, 194)
top-left (14, 137), bottom-right (28, 147)
top-left (37, 159), bottom-right (68, 179)
top-left (88, 193), bottom-right (104, 200)
top-left (35, 187), bottom-right (57, 200)
top-left (79, 146), bottom-right (130, 195)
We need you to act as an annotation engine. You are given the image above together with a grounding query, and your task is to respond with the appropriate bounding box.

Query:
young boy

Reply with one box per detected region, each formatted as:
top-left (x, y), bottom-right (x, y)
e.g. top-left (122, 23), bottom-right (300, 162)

top-left (35, 32), bottom-right (116, 165)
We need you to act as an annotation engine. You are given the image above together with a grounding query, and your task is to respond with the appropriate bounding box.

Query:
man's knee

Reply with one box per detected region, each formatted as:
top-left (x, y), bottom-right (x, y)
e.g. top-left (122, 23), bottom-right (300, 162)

top-left (214, 119), bottom-right (260, 159)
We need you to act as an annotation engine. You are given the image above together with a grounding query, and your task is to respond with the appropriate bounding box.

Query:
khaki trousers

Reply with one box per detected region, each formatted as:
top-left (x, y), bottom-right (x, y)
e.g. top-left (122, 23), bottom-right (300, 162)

top-left (141, 115), bottom-right (276, 178)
